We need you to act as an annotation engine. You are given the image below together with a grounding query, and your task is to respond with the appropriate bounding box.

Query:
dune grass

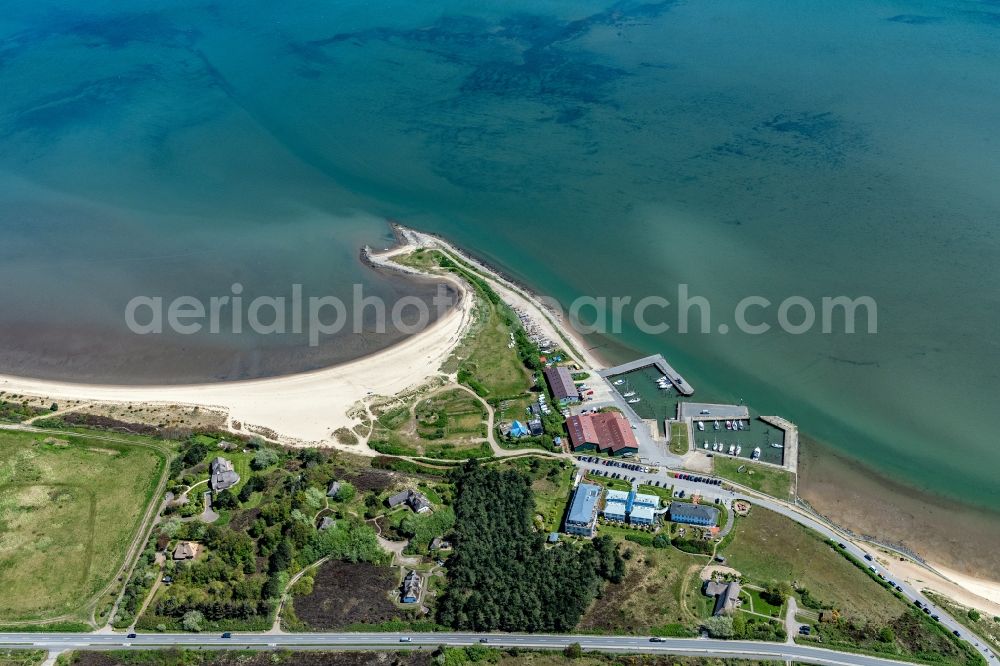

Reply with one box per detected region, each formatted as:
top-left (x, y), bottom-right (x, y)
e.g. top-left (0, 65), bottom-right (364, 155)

top-left (0, 430), bottom-right (165, 622)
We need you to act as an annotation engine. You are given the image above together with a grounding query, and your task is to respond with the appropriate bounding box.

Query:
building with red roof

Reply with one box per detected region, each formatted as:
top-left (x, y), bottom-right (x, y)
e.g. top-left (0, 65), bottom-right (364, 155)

top-left (565, 411), bottom-right (639, 456)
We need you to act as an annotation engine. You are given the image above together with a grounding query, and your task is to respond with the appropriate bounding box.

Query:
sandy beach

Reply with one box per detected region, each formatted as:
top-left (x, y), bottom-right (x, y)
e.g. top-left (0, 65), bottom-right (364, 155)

top-left (0, 252), bottom-right (474, 446)
top-left (3, 225), bottom-right (1000, 616)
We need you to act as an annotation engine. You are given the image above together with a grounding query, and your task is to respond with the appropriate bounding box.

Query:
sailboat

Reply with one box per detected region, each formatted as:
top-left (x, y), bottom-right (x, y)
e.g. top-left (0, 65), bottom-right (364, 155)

top-left (752, 447), bottom-right (762, 461)
top-left (627, 397), bottom-right (641, 404)
top-left (697, 421), bottom-right (705, 431)
top-left (713, 420), bottom-right (720, 431)
top-left (613, 379), bottom-right (624, 386)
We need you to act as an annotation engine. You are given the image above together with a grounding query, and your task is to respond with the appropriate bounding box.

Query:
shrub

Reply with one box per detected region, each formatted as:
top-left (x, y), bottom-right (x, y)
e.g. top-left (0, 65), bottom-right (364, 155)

top-left (704, 615), bottom-right (735, 638)
top-left (181, 610), bottom-right (204, 632)
top-left (251, 448), bottom-right (279, 470)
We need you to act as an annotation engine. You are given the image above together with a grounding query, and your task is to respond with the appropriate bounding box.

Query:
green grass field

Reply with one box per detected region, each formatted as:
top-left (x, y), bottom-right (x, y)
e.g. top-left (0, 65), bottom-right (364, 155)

top-left (578, 537), bottom-right (703, 635)
top-left (369, 388), bottom-right (492, 460)
top-left (444, 290), bottom-right (531, 399)
top-left (669, 422), bottom-right (690, 455)
top-left (713, 457), bottom-right (794, 499)
top-left (0, 429), bottom-right (166, 622)
top-left (722, 507), bottom-right (909, 624)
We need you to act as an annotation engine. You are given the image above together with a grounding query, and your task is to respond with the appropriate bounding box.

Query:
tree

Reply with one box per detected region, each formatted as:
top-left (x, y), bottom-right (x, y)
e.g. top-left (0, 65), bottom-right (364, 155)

top-left (704, 615), bottom-right (735, 638)
top-left (763, 581), bottom-right (793, 606)
top-left (878, 626), bottom-right (895, 643)
top-left (335, 481), bottom-right (356, 502)
top-left (182, 610), bottom-right (204, 632)
top-left (251, 448), bottom-right (279, 471)
top-left (213, 489), bottom-right (239, 510)
top-left (563, 643), bottom-right (583, 659)
top-left (968, 609), bottom-right (981, 622)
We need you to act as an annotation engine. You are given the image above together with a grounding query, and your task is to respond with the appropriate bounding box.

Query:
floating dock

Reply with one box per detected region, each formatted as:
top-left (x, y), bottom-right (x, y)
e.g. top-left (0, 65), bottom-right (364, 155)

top-left (598, 354), bottom-right (695, 396)
top-left (678, 402), bottom-right (749, 421)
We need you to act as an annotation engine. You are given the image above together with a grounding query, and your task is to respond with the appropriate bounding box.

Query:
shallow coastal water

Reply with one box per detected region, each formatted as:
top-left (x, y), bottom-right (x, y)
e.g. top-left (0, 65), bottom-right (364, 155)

top-left (1, 1), bottom-right (999, 569)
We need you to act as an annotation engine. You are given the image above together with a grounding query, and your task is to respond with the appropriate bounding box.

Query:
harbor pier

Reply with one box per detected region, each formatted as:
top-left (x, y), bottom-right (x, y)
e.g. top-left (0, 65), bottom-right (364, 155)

top-left (598, 354), bottom-right (695, 396)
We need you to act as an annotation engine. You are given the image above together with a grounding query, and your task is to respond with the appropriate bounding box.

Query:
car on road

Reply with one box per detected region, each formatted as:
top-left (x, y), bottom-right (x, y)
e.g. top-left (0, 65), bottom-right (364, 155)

top-left (649, 637), bottom-right (667, 642)
top-left (864, 553), bottom-right (873, 561)
top-left (932, 614), bottom-right (940, 621)
top-left (127, 633), bottom-right (137, 639)
top-left (400, 637), bottom-right (412, 643)
top-left (479, 638), bottom-right (489, 643)
top-left (221, 633), bottom-right (232, 639)
top-left (953, 630), bottom-right (962, 638)
top-left (837, 543), bottom-right (846, 549)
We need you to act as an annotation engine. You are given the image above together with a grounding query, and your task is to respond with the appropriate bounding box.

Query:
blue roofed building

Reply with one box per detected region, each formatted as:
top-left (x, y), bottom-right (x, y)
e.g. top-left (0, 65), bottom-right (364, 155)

top-left (604, 488), bottom-right (661, 525)
top-left (603, 488), bottom-right (630, 522)
top-left (565, 483), bottom-right (602, 537)
top-left (668, 501), bottom-right (719, 527)
top-left (510, 420), bottom-right (529, 438)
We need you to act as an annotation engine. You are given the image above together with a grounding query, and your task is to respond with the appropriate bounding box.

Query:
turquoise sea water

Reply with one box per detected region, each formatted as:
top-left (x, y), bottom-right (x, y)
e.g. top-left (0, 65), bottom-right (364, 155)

top-left (1, 1), bottom-right (998, 512)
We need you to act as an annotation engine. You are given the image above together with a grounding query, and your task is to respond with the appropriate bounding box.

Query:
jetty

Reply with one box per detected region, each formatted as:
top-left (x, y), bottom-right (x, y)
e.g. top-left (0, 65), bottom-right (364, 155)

top-left (598, 354), bottom-right (694, 396)
top-left (678, 402), bottom-right (749, 420)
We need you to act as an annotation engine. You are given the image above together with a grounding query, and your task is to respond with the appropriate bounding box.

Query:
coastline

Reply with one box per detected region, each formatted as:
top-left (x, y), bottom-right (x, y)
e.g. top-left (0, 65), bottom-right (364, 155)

top-left (2, 222), bottom-right (999, 614)
top-left (0, 247), bottom-right (474, 447)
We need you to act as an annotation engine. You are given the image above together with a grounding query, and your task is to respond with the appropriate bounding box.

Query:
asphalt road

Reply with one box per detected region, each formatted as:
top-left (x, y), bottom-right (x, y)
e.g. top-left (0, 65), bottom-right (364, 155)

top-left (574, 457), bottom-right (998, 664)
top-left (0, 631), bottom-right (951, 665)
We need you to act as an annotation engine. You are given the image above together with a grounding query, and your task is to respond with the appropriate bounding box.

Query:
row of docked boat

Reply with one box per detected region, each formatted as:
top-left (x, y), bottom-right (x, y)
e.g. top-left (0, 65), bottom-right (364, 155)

top-left (700, 440), bottom-right (763, 460)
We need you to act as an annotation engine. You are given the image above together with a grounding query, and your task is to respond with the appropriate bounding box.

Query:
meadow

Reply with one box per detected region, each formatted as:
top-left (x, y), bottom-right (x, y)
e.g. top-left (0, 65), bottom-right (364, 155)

top-left (713, 457), bottom-right (794, 499)
top-left (0, 429), bottom-right (166, 622)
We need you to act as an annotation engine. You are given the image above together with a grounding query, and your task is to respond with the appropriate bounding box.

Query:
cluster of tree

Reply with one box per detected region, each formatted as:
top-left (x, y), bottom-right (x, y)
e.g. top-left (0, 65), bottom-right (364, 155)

top-left (150, 444), bottom-right (384, 630)
top-left (671, 536), bottom-right (715, 555)
top-left (761, 581), bottom-right (794, 607)
top-left (703, 613), bottom-right (786, 642)
top-left (436, 462), bottom-right (624, 632)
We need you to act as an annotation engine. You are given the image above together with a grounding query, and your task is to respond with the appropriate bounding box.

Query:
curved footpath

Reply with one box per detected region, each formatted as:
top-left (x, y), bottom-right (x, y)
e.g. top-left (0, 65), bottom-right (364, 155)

top-left (0, 630), bottom-right (959, 666)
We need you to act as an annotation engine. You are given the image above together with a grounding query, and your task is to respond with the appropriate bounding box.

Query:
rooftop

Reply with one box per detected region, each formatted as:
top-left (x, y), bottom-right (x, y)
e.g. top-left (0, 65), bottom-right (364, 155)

top-left (566, 411), bottom-right (638, 453)
top-left (567, 483), bottom-right (602, 525)
top-left (544, 366), bottom-right (579, 401)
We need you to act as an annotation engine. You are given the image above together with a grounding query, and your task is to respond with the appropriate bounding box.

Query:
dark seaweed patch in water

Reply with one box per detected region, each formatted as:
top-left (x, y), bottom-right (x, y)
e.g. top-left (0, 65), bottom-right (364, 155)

top-left (709, 111), bottom-right (870, 169)
top-left (6, 68), bottom-right (154, 134)
top-left (959, 10), bottom-right (1000, 26)
top-left (886, 15), bottom-right (945, 25)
